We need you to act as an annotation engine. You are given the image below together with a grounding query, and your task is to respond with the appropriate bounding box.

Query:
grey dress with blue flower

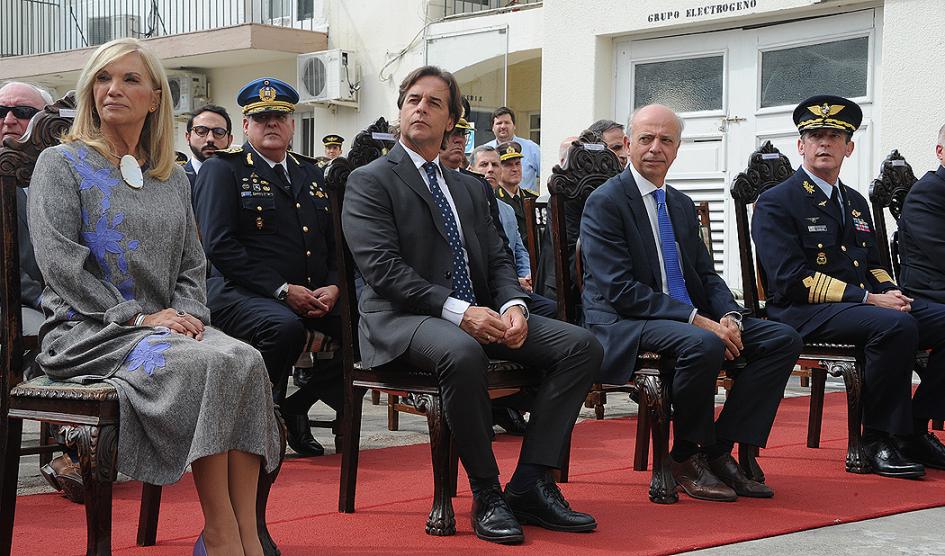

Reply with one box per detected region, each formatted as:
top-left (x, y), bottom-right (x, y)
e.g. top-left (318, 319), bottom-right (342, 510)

top-left (28, 141), bottom-right (281, 484)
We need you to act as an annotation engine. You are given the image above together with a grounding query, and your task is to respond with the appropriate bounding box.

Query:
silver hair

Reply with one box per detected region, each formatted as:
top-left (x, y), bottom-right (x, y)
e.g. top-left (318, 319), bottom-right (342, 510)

top-left (626, 104), bottom-right (685, 140)
top-left (469, 144), bottom-right (497, 167)
top-left (0, 80), bottom-right (54, 105)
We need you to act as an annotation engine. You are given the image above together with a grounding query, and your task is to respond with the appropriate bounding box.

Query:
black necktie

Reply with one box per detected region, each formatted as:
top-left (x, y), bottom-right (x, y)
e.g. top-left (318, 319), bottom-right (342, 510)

top-left (831, 186), bottom-right (844, 224)
top-left (275, 163), bottom-right (291, 190)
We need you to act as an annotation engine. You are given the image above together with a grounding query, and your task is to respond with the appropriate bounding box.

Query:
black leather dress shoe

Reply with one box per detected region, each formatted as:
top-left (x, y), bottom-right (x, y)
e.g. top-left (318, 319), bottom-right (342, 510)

top-left (896, 432), bottom-right (945, 470)
top-left (505, 476), bottom-right (597, 532)
top-left (285, 414), bottom-right (325, 457)
top-left (670, 453), bottom-right (737, 502)
top-left (492, 407), bottom-right (528, 436)
top-left (863, 437), bottom-right (925, 478)
top-left (471, 486), bottom-right (524, 544)
top-left (707, 453), bottom-right (773, 498)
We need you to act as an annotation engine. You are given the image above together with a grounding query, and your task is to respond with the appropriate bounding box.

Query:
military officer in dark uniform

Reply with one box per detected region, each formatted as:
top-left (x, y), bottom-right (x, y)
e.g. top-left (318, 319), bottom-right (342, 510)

top-left (323, 134), bottom-right (344, 160)
top-left (193, 77), bottom-right (342, 457)
top-left (753, 95), bottom-right (945, 478)
top-left (495, 141), bottom-right (539, 246)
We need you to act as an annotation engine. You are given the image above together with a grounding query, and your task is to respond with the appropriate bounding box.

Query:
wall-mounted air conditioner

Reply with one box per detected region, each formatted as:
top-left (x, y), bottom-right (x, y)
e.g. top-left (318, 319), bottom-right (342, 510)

top-left (167, 73), bottom-right (208, 116)
top-left (297, 49), bottom-right (358, 107)
top-left (87, 14), bottom-right (138, 46)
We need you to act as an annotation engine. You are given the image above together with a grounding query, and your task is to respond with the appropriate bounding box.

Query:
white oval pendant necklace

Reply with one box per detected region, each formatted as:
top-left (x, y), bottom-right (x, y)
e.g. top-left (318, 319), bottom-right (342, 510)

top-left (120, 154), bottom-right (144, 189)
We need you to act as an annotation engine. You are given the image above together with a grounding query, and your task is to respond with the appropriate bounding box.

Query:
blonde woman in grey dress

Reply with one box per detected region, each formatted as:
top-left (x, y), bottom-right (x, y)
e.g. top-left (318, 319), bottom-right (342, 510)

top-left (28, 38), bottom-right (280, 555)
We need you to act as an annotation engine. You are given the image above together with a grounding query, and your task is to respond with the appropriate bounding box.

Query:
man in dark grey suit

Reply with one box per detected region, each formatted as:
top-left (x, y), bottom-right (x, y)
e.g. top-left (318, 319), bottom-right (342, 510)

top-left (342, 66), bottom-right (602, 544)
top-left (581, 104), bottom-right (802, 502)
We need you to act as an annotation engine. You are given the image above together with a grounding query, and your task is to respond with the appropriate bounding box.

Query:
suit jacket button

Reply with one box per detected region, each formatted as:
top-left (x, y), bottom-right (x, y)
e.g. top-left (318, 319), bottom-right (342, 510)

top-left (296, 203), bottom-right (302, 209)
top-left (841, 245), bottom-right (847, 252)
top-left (853, 260), bottom-right (860, 267)
top-left (444, 271), bottom-right (452, 279)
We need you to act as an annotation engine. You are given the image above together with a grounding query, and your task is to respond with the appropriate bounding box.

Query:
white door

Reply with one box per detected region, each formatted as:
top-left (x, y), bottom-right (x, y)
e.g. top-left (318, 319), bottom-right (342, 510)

top-left (615, 8), bottom-right (880, 289)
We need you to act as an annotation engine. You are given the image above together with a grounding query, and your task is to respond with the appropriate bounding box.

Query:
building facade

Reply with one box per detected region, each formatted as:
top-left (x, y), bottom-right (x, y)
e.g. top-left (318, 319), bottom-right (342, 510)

top-left (2, 0), bottom-right (943, 287)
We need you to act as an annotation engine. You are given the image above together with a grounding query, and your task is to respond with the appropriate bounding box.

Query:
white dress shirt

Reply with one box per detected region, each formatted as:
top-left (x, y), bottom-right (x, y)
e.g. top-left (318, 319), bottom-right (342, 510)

top-left (190, 156), bottom-right (204, 174)
top-left (629, 163), bottom-right (697, 323)
top-left (401, 142), bottom-right (526, 325)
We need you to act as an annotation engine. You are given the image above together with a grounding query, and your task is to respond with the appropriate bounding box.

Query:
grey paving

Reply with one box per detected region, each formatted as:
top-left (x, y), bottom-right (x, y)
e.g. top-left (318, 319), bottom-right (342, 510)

top-left (13, 374), bottom-right (945, 553)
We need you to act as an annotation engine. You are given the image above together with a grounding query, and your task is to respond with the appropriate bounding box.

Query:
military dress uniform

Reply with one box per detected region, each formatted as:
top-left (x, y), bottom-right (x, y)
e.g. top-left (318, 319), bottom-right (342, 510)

top-left (753, 95), bottom-right (945, 475)
top-left (495, 141), bottom-right (539, 246)
top-left (193, 77), bottom-right (342, 456)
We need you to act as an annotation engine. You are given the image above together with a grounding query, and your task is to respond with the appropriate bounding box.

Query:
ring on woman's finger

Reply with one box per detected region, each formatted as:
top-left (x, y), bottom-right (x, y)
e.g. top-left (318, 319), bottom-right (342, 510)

top-left (176, 310), bottom-right (185, 316)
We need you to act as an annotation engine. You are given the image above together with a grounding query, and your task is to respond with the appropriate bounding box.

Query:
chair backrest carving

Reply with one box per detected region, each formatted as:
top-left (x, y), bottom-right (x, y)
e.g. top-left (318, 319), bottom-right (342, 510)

top-left (1, 93), bottom-right (75, 397)
top-left (325, 117), bottom-right (395, 370)
top-left (868, 149), bottom-right (917, 279)
top-left (730, 140), bottom-right (794, 316)
top-left (547, 132), bottom-right (623, 324)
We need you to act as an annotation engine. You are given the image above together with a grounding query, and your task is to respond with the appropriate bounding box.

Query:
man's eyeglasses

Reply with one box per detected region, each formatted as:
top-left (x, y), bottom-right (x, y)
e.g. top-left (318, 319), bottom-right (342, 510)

top-left (0, 105), bottom-right (41, 120)
top-left (191, 125), bottom-right (229, 139)
top-left (249, 112), bottom-right (289, 124)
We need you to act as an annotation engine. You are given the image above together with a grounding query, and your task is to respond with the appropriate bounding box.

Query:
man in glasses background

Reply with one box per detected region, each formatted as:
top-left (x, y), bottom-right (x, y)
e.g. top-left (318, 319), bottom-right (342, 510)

top-left (183, 104), bottom-right (233, 189)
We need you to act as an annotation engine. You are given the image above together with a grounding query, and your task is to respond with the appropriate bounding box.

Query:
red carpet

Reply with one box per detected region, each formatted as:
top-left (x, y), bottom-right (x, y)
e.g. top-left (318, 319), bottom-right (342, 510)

top-left (10, 392), bottom-right (945, 555)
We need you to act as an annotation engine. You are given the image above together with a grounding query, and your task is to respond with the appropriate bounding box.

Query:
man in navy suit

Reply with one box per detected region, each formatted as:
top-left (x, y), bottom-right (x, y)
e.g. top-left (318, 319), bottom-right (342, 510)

top-left (183, 104), bottom-right (233, 190)
top-left (900, 123), bottom-right (945, 305)
top-left (582, 104), bottom-right (802, 502)
top-left (754, 95), bottom-right (945, 479)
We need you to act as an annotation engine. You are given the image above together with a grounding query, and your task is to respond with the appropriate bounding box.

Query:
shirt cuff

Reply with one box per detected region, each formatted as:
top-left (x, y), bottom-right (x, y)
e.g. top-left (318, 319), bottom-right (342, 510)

top-left (687, 308), bottom-right (698, 324)
top-left (441, 297), bottom-right (471, 326)
top-left (862, 291), bottom-right (870, 303)
top-left (500, 299), bottom-right (529, 320)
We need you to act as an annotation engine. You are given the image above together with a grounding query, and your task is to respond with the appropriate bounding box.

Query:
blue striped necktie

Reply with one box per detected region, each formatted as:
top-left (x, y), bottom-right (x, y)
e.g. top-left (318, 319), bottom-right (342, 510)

top-left (652, 187), bottom-right (692, 305)
top-left (422, 162), bottom-right (477, 304)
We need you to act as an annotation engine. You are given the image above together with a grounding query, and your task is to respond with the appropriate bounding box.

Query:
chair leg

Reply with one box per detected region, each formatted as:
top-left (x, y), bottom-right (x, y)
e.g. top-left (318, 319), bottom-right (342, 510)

top-left (38, 422), bottom-right (54, 468)
top-left (737, 444), bottom-right (764, 484)
top-left (841, 360), bottom-right (869, 473)
top-left (333, 409), bottom-right (343, 454)
top-left (387, 394), bottom-right (399, 431)
top-left (448, 437), bottom-right (459, 498)
top-left (257, 407), bottom-right (287, 556)
top-left (0, 418), bottom-right (24, 556)
top-left (933, 420), bottom-right (944, 431)
top-left (370, 390), bottom-right (381, 406)
top-left (135, 483), bottom-right (162, 547)
top-left (800, 376), bottom-right (810, 388)
top-left (69, 424), bottom-right (118, 556)
top-left (640, 374), bottom-right (676, 504)
top-left (583, 384), bottom-right (606, 420)
top-left (807, 367), bottom-right (827, 449)
top-left (633, 387), bottom-right (651, 471)
top-left (423, 394), bottom-right (455, 536)
top-left (339, 385), bottom-right (366, 513)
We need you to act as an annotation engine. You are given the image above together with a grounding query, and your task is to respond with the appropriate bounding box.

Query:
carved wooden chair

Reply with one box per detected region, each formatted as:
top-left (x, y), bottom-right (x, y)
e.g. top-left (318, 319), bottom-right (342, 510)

top-left (730, 140), bottom-right (870, 473)
top-left (0, 95), bottom-right (285, 556)
top-left (329, 118), bottom-right (564, 535)
top-left (522, 196), bottom-right (546, 278)
top-left (867, 151), bottom-right (943, 432)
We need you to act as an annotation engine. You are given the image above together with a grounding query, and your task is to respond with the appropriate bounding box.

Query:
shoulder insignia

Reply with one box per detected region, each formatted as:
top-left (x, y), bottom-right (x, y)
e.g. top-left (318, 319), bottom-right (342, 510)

top-left (174, 151), bottom-right (188, 165)
top-left (803, 180), bottom-right (815, 194)
top-left (524, 189), bottom-right (539, 198)
top-left (288, 150), bottom-right (319, 167)
top-left (216, 146), bottom-right (244, 156)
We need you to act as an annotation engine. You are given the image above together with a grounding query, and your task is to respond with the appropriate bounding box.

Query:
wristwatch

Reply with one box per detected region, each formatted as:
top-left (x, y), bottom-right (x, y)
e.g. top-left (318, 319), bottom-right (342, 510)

top-left (723, 311), bottom-right (744, 332)
top-left (276, 283), bottom-right (289, 301)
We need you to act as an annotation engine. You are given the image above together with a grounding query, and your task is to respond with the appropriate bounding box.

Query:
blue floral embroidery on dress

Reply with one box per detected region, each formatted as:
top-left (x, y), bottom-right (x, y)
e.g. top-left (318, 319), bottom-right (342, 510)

top-left (64, 146), bottom-right (140, 299)
top-left (125, 329), bottom-right (172, 377)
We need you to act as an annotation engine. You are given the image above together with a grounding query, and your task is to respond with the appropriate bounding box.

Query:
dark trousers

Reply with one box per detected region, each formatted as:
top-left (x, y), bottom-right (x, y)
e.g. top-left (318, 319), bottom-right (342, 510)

top-left (639, 317), bottom-right (801, 447)
top-left (807, 299), bottom-right (945, 433)
top-left (527, 292), bottom-right (557, 319)
top-left (212, 296), bottom-right (344, 416)
top-left (391, 314), bottom-right (601, 479)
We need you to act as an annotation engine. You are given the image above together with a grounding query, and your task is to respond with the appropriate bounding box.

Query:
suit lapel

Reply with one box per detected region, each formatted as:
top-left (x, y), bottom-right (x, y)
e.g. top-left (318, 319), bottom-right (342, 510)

top-left (621, 171), bottom-right (662, 288)
top-left (285, 153), bottom-right (306, 198)
top-left (798, 168), bottom-right (843, 225)
top-left (388, 144), bottom-right (449, 242)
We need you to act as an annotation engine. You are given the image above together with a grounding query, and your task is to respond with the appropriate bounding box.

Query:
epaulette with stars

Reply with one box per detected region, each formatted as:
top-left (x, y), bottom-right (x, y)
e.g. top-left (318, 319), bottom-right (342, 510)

top-left (288, 151), bottom-right (319, 167)
top-left (215, 146), bottom-right (244, 157)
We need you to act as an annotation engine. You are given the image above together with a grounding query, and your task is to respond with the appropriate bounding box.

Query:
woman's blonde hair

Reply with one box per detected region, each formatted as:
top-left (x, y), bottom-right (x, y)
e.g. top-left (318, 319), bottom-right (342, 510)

top-left (63, 37), bottom-right (175, 181)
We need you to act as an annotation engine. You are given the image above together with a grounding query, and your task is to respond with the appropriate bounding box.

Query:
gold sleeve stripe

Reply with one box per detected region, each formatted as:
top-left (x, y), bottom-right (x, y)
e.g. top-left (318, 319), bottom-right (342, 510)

top-left (870, 269), bottom-right (894, 284)
top-left (804, 272), bottom-right (848, 303)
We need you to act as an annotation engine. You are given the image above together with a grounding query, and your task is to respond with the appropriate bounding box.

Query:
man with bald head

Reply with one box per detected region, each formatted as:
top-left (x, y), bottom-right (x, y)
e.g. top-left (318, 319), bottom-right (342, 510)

top-left (581, 104), bottom-right (801, 503)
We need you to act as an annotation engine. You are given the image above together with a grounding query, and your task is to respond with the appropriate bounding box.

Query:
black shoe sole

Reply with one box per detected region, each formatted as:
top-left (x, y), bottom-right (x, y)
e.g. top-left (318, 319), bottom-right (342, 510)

top-left (512, 511), bottom-right (597, 532)
top-left (675, 484), bottom-right (737, 502)
top-left (731, 488), bottom-right (774, 499)
top-left (874, 469), bottom-right (926, 479)
top-left (473, 529), bottom-right (524, 544)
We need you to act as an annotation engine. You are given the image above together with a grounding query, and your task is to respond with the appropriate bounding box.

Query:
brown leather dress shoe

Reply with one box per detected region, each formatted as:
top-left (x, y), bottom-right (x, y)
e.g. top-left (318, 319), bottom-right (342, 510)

top-left (707, 453), bottom-right (773, 498)
top-left (40, 454), bottom-right (84, 504)
top-left (670, 453), bottom-right (737, 502)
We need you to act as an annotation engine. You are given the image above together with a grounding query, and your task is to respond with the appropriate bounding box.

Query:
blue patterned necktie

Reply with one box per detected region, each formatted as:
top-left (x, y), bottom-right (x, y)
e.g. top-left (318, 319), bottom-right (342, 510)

top-left (652, 187), bottom-right (692, 305)
top-left (422, 162), bottom-right (477, 304)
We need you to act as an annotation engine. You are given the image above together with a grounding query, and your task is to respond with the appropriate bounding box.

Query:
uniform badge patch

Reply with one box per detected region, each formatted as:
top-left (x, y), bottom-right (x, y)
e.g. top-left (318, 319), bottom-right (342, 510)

top-left (818, 200), bottom-right (828, 207)
top-left (808, 225), bottom-right (828, 232)
top-left (851, 209), bottom-right (862, 218)
top-left (853, 217), bottom-right (871, 232)
top-left (803, 181), bottom-right (815, 194)
top-left (816, 252), bottom-right (827, 265)
top-left (806, 217), bottom-right (820, 223)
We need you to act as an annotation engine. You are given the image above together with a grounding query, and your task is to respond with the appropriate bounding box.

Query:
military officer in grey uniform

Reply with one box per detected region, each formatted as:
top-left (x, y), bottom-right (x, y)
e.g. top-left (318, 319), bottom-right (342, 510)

top-left (193, 77), bottom-right (342, 457)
